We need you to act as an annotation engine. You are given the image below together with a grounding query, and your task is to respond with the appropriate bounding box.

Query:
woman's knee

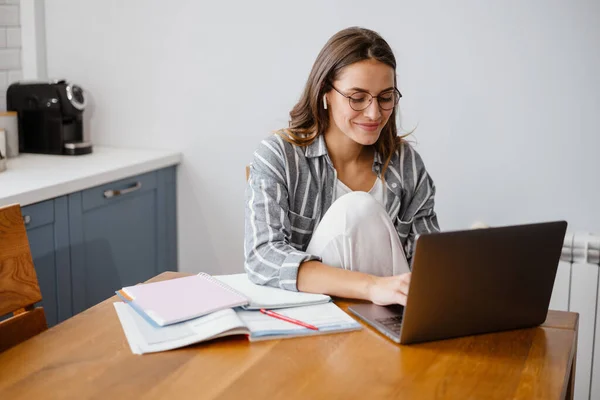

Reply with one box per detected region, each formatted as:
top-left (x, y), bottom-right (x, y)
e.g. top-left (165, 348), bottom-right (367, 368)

top-left (332, 191), bottom-right (386, 223)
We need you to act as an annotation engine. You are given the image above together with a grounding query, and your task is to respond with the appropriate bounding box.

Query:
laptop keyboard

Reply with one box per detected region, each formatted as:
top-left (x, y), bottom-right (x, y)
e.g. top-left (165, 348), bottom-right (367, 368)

top-left (375, 315), bottom-right (404, 333)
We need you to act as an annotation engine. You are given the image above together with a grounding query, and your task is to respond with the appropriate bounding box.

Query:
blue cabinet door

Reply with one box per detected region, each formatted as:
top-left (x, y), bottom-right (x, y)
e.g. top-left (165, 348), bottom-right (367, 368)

top-left (68, 167), bottom-right (177, 314)
top-left (22, 197), bottom-right (72, 327)
top-left (159, 166), bottom-right (178, 275)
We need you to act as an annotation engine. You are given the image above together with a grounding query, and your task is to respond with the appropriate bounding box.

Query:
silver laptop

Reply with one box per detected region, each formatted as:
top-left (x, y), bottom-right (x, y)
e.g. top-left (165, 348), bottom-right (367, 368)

top-left (348, 221), bottom-right (567, 344)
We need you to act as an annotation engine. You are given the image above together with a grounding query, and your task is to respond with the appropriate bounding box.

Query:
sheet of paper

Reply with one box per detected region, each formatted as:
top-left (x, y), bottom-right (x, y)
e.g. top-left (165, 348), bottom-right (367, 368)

top-left (236, 302), bottom-right (361, 336)
top-left (114, 302), bottom-right (247, 354)
top-left (213, 273), bottom-right (331, 309)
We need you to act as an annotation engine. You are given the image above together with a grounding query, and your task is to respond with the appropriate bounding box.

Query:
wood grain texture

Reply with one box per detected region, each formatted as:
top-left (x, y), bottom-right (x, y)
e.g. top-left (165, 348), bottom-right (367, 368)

top-left (0, 203), bottom-right (47, 352)
top-left (0, 271), bottom-right (578, 400)
top-left (0, 204), bottom-right (42, 317)
top-left (542, 309), bottom-right (580, 330)
top-left (0, 308), bottom-right (47, 353)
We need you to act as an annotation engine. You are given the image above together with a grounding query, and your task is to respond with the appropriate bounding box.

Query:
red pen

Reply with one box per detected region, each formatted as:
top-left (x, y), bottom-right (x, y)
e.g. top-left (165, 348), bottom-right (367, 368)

top-left (260, 308), bottom-right (319, 331)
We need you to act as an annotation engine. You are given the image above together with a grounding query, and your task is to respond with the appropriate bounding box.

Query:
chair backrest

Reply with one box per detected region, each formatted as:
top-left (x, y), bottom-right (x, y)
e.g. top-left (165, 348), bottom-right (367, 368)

top-left (0, 203), bottom-right (47, 352)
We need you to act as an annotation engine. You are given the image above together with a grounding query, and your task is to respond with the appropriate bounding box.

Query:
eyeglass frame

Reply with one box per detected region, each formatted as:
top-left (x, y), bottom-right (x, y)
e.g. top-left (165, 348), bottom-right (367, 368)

top-left (328, 84), bottom-right (402, 111)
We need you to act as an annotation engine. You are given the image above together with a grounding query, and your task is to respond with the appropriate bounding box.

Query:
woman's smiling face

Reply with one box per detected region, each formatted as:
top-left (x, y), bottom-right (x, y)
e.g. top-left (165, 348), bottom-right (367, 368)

top-left (326, 58), bottom-right (397, 146)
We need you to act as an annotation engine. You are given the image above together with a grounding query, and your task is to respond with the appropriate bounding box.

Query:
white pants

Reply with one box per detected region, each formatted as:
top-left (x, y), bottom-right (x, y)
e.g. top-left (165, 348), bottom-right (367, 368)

top-left (306, 192), bottom-right (410, 276)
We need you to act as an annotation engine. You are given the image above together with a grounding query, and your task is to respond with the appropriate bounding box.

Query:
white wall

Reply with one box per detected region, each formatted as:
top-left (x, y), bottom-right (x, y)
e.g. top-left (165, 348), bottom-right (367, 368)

top-left (0, 0), bottom-right (22, 111)
top-left (43, 0), bottom-right (600, 274)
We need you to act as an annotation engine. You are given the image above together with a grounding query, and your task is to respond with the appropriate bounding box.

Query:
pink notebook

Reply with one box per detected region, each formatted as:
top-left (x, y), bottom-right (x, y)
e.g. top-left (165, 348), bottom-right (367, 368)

top-left (117, 273), bottom-right (249, 326)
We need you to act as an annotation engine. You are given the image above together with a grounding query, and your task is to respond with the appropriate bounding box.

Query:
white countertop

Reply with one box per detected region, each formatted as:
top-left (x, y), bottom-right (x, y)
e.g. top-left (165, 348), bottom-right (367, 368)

top-left (0, 146), bottom-right (182, 207)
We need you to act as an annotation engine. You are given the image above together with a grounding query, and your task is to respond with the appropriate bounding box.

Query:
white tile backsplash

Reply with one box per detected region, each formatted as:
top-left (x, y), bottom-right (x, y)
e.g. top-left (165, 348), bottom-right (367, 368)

top-left (0, 0), bottom-right (20, 111)
top-left (7, 69), bottom-right (20, 83)
top-left (0, 5), bottom-right (19, 26)
top-left (0, 49), bottom-right (20, 69)
top-left (6, 27), bottom-right (20, 48)
top-left (0, 71), bottom-right (6, 89)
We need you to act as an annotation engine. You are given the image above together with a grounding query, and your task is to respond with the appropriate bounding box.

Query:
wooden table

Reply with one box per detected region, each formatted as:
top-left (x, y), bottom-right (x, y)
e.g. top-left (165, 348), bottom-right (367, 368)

top-left (0, 272), bottom-right (578, 399)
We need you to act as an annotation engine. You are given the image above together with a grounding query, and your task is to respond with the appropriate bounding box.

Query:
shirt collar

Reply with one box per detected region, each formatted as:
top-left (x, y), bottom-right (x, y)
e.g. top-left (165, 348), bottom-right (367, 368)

top-left (305, 134), bottom-right (328, 158)
top-left (373, 150), bottom-right (383, 166)
top-left (305, 134), bottom-right (384, 169)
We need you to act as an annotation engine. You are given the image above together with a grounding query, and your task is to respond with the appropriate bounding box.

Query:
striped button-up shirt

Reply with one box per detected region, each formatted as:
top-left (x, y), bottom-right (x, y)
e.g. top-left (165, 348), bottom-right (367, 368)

top-left (244, 133), bottom-right (440, 291)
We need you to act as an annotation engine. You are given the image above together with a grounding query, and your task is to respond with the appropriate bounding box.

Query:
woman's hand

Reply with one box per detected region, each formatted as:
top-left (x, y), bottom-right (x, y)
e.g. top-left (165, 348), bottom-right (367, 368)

top-left (367, 273), bottom-right (411, 306)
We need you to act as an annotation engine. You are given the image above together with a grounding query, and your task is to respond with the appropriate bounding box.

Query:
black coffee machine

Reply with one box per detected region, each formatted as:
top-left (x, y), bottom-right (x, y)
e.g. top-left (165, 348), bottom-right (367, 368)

top-left (6, 80), bottom-right (93, 155)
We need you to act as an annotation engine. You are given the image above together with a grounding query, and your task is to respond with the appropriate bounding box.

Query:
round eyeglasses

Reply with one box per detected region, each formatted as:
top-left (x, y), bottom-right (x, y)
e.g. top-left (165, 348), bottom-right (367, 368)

top-left (330, 85), bottom-right (402, 111)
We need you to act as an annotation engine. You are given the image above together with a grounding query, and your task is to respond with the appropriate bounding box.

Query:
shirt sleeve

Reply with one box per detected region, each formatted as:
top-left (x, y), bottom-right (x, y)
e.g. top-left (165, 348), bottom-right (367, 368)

top-left (244, 138), bottom-right (320, 291)
top-left (401, 146), bottom-right (441, 261)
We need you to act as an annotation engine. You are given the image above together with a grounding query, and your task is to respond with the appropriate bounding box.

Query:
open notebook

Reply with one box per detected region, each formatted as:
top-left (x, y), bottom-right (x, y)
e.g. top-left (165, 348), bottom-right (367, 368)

top-left (114, 302), bottom-right (361, 354)
top-left (117, 273), bottom-right (332, 327)
top-left (213, 274), bottom-right (331, 310)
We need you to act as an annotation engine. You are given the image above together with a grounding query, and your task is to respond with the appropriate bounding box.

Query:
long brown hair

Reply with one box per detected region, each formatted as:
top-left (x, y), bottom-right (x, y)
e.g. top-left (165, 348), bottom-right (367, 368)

top-left (280, 26), bottom-right (408, 176)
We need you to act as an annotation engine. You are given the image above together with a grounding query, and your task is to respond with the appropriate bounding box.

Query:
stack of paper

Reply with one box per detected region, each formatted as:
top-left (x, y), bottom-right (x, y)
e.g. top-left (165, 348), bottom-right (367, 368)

top-left (114, 302), bottom-right (362, 354)
top-left (113, 273), bottom-right (361, 354)
top-left (116, 272), bottom-right (249, 326)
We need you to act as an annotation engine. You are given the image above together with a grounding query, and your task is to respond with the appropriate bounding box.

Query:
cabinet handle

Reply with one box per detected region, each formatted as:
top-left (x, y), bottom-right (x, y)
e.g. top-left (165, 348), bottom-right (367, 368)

top-left (103, 182), bottom-right (142, 199)
top-left (23, 215), bottom-right (31, 225)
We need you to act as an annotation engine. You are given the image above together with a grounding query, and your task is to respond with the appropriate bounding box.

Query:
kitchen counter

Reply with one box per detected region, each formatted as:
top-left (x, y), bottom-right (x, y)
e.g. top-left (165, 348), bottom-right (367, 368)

top-left (10, 147), bottom-right (181, 327)
top-left (0, 146), bottom-right (182, 207)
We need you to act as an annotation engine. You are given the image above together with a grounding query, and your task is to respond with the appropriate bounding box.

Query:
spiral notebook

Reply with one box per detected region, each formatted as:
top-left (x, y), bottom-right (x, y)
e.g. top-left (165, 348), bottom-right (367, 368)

top-left (117, 272), bottom-right (249, 326)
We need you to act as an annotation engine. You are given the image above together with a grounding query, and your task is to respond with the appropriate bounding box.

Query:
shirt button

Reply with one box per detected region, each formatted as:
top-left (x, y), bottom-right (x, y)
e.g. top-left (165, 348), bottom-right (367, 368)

top-left (392, 183), bottom-right (398, 188)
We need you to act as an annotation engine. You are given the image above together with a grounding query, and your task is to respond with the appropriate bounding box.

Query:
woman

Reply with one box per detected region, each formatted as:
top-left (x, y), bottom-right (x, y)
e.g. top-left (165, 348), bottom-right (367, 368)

top-left (244, 27), bottom-right (439, 306)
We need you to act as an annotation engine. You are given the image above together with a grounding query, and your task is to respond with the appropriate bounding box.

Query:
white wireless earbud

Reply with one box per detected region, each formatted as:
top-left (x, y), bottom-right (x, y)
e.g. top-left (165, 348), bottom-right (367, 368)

top-left (323, 94), bottom-right (328, 110)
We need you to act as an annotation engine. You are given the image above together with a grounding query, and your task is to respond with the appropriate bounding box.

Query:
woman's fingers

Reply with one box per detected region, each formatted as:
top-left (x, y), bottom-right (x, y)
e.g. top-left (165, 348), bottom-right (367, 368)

top-left (370, 274), bottom-right (412, 306)
top-left (396, 292), bottom-right (408, 306)
top-left (397, 273), bottom-right (411, 296)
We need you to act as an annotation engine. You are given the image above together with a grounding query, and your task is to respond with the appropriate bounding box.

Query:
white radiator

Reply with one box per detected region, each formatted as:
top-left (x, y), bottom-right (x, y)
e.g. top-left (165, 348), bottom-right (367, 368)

top-left (549, 232), bottom-right (600, 400)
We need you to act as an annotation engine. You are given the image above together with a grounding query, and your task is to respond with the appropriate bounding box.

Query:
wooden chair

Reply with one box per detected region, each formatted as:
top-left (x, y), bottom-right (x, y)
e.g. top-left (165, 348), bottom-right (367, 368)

top-left (0, 204), bottom-right (47, 352)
